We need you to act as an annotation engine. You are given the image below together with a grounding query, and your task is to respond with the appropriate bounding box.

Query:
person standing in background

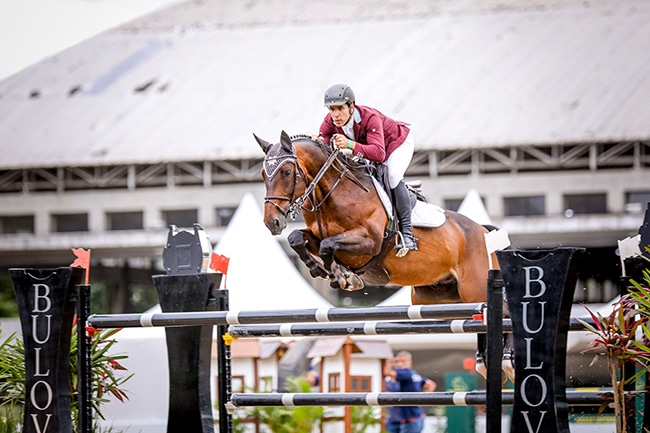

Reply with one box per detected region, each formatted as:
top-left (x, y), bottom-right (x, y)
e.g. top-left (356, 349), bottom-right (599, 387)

top-left (384, 357), bottom-right (402, 433)
top-left (384, 351), bottom-right (437, 433)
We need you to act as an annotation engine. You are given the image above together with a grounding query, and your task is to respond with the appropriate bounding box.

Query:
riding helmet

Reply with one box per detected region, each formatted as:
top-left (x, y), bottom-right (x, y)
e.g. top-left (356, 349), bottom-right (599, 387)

top-left (324, 84), bottom-right (355, 107)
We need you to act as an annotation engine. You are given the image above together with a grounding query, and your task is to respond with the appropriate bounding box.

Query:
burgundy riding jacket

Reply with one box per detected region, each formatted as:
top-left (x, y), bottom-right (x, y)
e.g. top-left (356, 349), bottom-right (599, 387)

top-left (318, 105), bottom-right (410, 163)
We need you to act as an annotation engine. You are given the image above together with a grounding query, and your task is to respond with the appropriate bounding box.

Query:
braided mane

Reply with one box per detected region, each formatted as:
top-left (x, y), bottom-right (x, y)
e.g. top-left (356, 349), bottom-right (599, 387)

top-left (289, 134), bottom-right (315, 142)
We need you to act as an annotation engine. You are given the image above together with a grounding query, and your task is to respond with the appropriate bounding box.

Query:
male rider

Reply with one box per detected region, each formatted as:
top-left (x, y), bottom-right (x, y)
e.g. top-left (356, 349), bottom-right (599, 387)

top-left (315, 84), bottom-right (418, 255)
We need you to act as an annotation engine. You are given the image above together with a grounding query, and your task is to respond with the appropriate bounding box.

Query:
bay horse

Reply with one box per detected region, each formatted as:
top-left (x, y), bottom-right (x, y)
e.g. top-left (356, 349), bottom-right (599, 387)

top-left (256, 131), bottom-right (513, 381)
top-left (255, 130), bottom-right (495, 304)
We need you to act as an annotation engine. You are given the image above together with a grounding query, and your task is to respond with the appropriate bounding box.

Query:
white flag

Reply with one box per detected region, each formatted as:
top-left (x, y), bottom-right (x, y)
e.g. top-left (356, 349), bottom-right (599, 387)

top-left (484, 228), bottom-right (511, 254)
top-left (484, 228), bottom-right (511, 269)
top-left (618, 234), bottom-right (641, 277)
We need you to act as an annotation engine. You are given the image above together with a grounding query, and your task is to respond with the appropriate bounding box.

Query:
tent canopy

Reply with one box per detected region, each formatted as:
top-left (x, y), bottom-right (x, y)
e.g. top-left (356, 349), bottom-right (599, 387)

top-left (214, 193), bottom-right (333, 310)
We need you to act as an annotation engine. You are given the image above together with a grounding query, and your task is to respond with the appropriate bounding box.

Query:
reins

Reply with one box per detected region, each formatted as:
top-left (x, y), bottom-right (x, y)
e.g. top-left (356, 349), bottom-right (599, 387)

top-left (263, 142), bottom-right (370, 226)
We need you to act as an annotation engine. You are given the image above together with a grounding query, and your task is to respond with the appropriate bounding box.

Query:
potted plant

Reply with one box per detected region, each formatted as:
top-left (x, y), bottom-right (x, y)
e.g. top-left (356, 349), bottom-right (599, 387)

top-left (581, 261), bottom-right (650, 433)
top-left (0, 321), bottom-right (132, 432)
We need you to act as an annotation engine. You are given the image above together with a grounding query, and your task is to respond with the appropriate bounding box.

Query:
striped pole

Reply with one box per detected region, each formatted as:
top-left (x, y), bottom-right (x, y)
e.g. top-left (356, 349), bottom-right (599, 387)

top-left (227, 391), bottom-right (606, 409)
top-left (228, 319), bottom-right (496, 337)
top-left (87, 303), bottom-right (486, 329)
top-left (227, 318), bottom-right (594, 338)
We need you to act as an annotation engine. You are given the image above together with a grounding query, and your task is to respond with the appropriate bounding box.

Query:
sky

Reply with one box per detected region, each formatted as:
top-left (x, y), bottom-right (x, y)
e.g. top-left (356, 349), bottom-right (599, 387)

top-left (0, 0), bottom-right (184, 80)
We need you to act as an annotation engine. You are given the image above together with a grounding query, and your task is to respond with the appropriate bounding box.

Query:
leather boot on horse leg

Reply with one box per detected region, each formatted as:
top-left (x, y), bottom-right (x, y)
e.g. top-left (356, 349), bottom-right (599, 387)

top-left (501, 333), bottom-right (515, 383)
top-left (392, 180), bottom-right (418, 257)
top-left (475, 333), bottom-right (510, 385)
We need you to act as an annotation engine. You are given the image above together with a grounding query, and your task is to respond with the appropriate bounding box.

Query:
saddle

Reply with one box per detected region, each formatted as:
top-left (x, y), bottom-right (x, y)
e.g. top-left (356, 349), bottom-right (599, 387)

top-left (336, 153), bottom-right (446, 285)
top-left (339, 153), bottom-right (445, 228)
top-left (339, 154), bottom-right (420, 207)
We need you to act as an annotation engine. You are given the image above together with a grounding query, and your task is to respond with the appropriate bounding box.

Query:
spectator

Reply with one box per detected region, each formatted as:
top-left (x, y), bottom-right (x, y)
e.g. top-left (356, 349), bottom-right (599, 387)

top-left (384, 351), bottom-right (437, 433)
top-left (306, 364), bottom-right (319, 388)
top-left (384, 357), bottom-right (402, 433)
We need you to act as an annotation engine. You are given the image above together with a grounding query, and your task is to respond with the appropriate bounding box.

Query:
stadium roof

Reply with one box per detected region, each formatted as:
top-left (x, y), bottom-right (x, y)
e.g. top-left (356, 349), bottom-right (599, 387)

top-left (1, 0), bottom-right (649, 169)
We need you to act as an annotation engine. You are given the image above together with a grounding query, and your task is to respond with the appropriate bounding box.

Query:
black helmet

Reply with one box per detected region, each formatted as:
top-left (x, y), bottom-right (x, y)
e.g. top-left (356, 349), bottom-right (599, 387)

top-left (324, 84), bottom-right (355, 107)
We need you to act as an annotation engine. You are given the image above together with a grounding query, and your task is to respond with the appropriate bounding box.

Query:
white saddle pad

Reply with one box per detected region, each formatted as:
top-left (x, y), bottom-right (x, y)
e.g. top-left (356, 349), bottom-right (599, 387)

top-left (412, 201), bottom-right (446, 228)
top-left (372, 178), bottom-right (446, 228)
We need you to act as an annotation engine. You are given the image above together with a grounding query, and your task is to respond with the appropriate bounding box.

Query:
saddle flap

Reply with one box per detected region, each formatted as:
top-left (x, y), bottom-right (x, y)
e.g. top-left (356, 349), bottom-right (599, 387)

top-left (371, 177), bottom-right (446, 228)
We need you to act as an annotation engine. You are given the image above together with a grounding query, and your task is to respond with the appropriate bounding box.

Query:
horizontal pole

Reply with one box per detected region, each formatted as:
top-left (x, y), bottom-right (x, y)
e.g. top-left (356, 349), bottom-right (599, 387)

top-left (87, 303), bottom-right (486, 329)
top-left (228, 318), bottom-right (595, 338)
top-left (227, 391), bottom-right (606, 409)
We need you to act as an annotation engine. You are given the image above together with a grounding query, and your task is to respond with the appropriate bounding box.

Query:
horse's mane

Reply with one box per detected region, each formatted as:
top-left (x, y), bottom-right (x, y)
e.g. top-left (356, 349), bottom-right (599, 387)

top-left (289, 134), bottom-right (315, 142)
top-left (289, 133), bottom-right (379, 180)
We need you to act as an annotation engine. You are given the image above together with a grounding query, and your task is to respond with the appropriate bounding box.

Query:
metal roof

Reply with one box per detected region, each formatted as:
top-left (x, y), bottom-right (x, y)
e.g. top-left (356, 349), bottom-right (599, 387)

top-left (1, 0), bottom-right (649, 169)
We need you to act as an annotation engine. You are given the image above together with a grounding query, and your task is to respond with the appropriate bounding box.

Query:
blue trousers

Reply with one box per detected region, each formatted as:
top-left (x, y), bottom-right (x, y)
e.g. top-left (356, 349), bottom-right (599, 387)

top-left (386, 420), bottom-right (401, 433)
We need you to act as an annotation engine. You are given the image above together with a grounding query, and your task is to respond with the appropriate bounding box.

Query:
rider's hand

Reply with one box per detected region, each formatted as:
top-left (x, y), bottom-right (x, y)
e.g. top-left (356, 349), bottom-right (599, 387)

top-left (332, 134), bottom-right (354, 151)
top-left (311, 134), bottom-right (324, 144)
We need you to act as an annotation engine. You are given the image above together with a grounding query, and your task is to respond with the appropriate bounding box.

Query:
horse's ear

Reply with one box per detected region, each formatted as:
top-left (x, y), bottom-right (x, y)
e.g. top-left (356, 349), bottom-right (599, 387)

top-left (254, 133), bottom-right (272, 154)
top-left (280, 130), bottom-right (293, 153)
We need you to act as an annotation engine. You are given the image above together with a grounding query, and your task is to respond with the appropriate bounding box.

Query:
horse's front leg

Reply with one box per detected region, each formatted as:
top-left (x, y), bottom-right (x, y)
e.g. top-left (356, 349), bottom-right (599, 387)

top-left (287, 229), bottom-right (329, 280)
top-left (319, 229), bottom-right (380, 291)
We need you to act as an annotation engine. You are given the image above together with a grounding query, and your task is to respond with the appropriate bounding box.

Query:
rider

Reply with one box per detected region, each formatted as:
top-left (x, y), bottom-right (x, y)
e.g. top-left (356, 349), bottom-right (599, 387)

top-left (316, 83), bottom-right (417, 255)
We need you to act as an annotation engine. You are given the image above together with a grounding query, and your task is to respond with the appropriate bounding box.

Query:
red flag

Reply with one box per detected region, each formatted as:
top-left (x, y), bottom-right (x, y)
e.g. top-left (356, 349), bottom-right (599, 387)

top-left (210, 252), bottom-right (230, 275)
top-left (71, 248), bottom-right (91, 284)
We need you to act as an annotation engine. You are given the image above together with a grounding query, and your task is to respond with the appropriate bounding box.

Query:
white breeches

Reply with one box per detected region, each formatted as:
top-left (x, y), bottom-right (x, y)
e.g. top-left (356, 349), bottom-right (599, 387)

top-left (386, 131), bottom-right (414, 189)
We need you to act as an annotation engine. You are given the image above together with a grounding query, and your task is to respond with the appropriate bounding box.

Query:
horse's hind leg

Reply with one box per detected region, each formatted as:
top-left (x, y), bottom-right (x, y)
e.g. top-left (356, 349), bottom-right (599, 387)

top-left (475, 333), bottom-right (510, 384)
top-left (475, 333), bottom-right (487, 379)
top-left (287, 229), bottom-right (329, 279)
top-left (502, 333), bottom-right (515, 383)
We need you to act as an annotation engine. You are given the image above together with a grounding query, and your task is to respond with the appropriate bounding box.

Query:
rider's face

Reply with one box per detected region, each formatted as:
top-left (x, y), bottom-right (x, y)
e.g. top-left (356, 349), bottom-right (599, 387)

top-left (328, 104), bottom-right (353, 127)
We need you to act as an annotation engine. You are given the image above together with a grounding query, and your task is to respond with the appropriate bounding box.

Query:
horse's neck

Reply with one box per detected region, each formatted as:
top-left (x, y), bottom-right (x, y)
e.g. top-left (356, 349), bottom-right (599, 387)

top-left (294, 141), bottom-right (376, 197)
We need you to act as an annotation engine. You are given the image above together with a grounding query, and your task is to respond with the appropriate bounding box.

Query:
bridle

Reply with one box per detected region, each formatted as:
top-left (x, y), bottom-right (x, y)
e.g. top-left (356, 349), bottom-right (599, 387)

top-left (262, 149), bottom-right (306, 220)
top-left (263, 143), bottom-right (368, 222)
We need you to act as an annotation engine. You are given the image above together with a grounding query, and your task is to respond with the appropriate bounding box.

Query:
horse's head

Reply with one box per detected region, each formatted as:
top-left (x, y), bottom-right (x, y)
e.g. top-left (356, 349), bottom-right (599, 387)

top-left (255, 130), bottom-right (303, 235)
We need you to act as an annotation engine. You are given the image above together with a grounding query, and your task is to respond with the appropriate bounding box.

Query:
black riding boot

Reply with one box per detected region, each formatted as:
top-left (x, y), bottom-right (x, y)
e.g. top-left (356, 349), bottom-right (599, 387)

top-left (392, 180), bottom-right (418, 257)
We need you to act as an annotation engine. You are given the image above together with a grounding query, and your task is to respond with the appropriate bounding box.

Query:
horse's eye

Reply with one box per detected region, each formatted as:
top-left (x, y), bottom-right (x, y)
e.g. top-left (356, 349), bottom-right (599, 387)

top-left (282, 168), bottom-right (292, 178)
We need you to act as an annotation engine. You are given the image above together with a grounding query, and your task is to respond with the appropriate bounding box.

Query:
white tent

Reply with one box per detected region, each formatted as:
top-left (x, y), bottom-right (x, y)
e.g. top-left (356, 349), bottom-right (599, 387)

top-left (457, 188), bottom-right (493, 226)
top-left (99, 325), bottom-right (168, 433)
top-left (101, 193), bottom-right (332, 432)
top-left (213, 192), bottom-right (333, 310)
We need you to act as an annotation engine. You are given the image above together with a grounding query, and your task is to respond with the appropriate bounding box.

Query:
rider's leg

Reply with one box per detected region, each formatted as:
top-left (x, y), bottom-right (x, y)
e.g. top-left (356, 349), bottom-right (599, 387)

top-left (392, 180), bottom-right (417, 253)
top-left (386, 132), bottom-right (417, 255)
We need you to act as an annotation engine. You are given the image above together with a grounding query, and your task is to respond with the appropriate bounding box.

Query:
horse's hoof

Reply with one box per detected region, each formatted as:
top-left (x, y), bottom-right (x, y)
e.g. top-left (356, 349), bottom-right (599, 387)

top-left (475, 358), bottom-right (487, 380)
top-left (502, 358), bottom-right (515, 384)
top-left (342, 273), bottom-right (364, 291)
top-left (329, 264), bottom-right (346, 288)
top-left (327, 273), bottom-right (347, 290)
top-left (309, 266), bottom-right (329, 280)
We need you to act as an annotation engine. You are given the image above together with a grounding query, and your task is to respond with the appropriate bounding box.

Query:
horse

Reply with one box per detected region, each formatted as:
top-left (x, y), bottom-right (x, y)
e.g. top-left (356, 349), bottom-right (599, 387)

top-left (255, 130), bottom-right (496, 300)
top-left (255, 131), bottom-right (512, 380)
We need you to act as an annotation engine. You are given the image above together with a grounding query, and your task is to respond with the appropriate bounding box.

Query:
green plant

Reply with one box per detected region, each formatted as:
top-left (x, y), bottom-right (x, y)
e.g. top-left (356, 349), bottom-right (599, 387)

top-left (0, 406), bottom-right (21, 433)
top-left (234, 376), bottom-right (326, 433)
top-left (0, 322), bottom-right (132, 432)
top-left (0, 333), bottom-right (25, 412)
top-left (580, 259), bottom-right (650, 433)
top-left (70, 323), bottom-right (133, 429)
top-left (232, 375), bottom-right (384, 433)
top-left (351, 406), bottom-right (381, 433)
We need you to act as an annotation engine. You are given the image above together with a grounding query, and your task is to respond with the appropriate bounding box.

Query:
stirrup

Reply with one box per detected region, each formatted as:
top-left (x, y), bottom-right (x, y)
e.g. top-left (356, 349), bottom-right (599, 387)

top-left (394, 232), bottom-right (418, 258)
